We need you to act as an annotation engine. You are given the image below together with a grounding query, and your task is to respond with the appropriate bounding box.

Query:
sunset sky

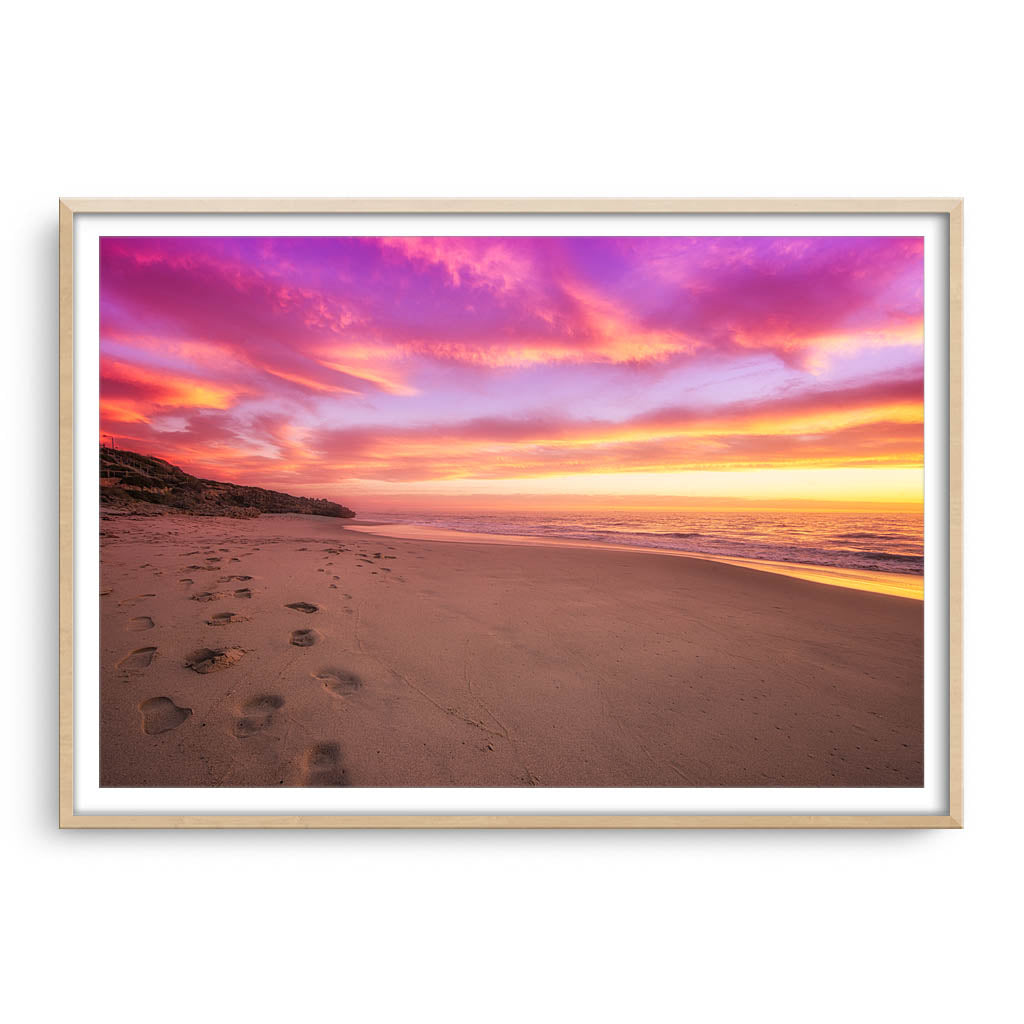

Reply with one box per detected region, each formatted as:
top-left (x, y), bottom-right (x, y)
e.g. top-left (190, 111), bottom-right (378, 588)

top-left (99, 235), bottom-right (924, 508)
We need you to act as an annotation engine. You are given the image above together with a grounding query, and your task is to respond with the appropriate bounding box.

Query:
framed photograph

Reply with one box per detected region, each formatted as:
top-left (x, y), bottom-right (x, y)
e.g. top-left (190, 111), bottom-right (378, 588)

top-left (59, 198), bottom-right (962, 828)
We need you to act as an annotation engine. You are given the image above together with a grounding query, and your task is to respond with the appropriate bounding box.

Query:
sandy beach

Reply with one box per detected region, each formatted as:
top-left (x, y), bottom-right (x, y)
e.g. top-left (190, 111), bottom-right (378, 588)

top-left (100, 510), bottom-right (923, 788)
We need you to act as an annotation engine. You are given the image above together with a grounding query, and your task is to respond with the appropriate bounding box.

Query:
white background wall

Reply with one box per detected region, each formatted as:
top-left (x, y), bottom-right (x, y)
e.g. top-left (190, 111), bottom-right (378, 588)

top-left (2, 2), bottom-right (1019, 1021)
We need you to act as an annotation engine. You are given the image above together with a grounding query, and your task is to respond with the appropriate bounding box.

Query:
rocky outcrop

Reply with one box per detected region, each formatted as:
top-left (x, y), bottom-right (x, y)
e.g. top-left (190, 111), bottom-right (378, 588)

top-left (99, 446), bottom-right (355, 519)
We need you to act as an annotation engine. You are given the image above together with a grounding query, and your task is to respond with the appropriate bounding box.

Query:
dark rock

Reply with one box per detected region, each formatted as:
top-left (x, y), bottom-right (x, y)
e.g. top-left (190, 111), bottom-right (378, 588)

top-left (99, 446), bottom-right (355, 519)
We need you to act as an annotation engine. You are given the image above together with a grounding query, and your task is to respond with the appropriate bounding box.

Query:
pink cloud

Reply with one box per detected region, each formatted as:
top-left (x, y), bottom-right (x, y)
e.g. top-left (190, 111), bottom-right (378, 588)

top-left (99, 235), bottom-right (924, 493)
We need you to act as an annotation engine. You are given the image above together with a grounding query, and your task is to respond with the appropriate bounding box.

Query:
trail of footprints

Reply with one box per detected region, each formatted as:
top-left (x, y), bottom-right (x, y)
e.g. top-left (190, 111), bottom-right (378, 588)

top-left (118, 646), bottom-right (158, 670)
top-left (207, 611), bottom-right (247, 625)
top-left (314, 668), bottom-right (362, 697)
top-left (118, 539), bottom-right (397, 783)
top-left (139, 696), bottom-right (191, 735)
top-left (233, 695), bottom-right (285, 738)
top-left (302, 742), bottom-right (346, 786)
top-left (185, 646), bottom-right (245, 673)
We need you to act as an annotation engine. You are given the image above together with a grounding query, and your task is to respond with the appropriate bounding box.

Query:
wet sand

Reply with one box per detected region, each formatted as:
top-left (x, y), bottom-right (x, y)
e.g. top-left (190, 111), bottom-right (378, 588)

top-left (344, 522), bottom-right (925, 599)
top-left (99, 511), bottom-right (924, 787)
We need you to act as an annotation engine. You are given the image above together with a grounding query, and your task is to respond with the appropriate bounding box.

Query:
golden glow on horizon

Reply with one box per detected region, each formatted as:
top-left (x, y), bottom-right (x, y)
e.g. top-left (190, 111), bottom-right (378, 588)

top-left (327, 467), bottom-right (924, 506)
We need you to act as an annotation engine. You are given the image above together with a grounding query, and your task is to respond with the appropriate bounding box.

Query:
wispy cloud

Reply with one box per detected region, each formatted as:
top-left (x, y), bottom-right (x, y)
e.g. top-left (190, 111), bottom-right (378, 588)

top-left (100, 235), bottom-right (923, 499)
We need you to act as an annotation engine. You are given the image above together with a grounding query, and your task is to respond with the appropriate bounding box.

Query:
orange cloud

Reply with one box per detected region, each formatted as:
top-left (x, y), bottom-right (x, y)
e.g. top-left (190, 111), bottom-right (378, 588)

top-left (101, 359), bottom-right (240, 424)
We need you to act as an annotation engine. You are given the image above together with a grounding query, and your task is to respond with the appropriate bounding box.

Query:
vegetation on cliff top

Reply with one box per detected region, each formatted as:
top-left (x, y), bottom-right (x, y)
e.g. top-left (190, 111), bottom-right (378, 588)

top-left (99, 446), bottom-right (355, 519)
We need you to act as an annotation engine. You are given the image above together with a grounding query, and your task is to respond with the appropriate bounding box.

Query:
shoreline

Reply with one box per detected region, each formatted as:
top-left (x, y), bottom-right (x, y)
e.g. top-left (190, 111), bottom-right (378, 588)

top-left (99, 511), bottom-right (924, 788)
top-left (342, 521), bottom-right (924, 600)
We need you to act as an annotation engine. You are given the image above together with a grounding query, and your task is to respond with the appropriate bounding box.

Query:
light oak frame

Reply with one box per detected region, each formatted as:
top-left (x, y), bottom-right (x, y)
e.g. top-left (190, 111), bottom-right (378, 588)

top-left (59, 198), bottom-right (963, 829)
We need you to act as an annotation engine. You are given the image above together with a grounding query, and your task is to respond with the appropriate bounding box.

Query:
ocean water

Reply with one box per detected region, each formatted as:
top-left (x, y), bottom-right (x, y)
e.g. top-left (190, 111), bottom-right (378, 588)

top-left (362, 507), bottom-right (924, 576)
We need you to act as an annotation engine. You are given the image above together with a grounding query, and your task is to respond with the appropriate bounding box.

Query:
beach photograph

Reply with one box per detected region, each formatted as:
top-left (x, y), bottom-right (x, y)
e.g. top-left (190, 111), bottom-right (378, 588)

top-left (98, 234), bottom-right (924, 788)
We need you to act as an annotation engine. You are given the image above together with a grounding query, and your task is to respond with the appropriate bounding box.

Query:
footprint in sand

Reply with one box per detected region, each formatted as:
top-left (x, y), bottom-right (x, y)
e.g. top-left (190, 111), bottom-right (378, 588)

top-left (206, 611), bottom-right (247, 626)
top-left (127, 615), bottom-right (154, 632)
top-left (185, 646), bottom-right (245, 673)
top-left (191, 591), bottom-right (227, 603)
top-left (219, 575), bottom-right (252, 583)
top-left (301, 742), bottom-right (346, 786)
top-left (117, 646), bottom-right (158, 670)
top-left (139, 696), bottom-right (191, 734)
top-left (313, 668), bottom-right (361, 697)
top-left (234, 588), bottom-right (253, 599)
top-left (285, 602), bottom-right (318, 614)
top-left (233, 695), bottom-right (285, 738)
top-left (118, 593), bottom-right (156, 608)
top-left (290, 628), bottom-right (322, 647)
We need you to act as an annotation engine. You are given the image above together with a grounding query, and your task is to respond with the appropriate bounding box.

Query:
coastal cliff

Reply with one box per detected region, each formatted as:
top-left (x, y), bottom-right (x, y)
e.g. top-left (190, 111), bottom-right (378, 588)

top-left (99, 446), bottom-right (355, 519)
